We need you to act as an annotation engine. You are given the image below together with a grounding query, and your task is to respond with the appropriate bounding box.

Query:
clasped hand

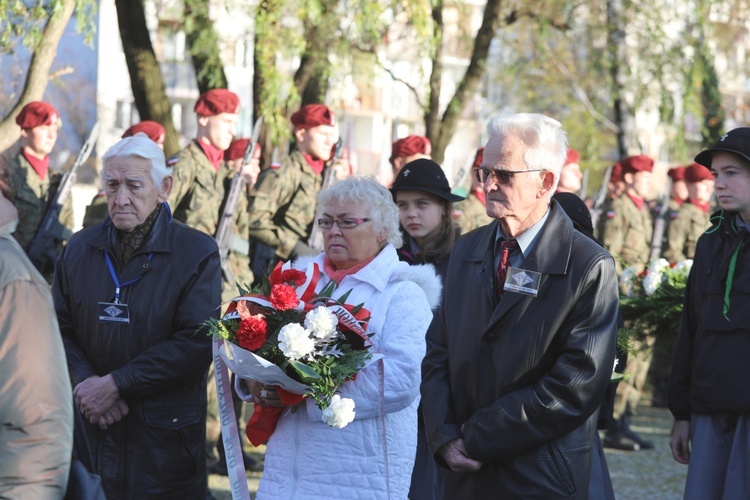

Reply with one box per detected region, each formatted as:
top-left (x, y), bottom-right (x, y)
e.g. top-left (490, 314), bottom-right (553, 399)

top-left (242, 380), bottom-right (283, 407)
top-left (74, 374), bottom-right (128, 429)
top-left (439, 438), bottom-right (483, 472)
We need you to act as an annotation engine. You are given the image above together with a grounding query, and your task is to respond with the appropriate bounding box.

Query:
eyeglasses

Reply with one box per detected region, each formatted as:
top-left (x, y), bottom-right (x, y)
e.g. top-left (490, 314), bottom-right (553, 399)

top-left (317, 217), bottom-right (371, 229)
top-left (473, 166), bottom-right (545, 184)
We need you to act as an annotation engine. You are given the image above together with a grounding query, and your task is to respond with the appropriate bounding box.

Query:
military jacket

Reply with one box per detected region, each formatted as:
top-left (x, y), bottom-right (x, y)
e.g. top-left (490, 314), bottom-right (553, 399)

top-left (82, 191), bottom-right (108, 229)
top-left (167, 141), bottom-right (225, 237)
top-left (455, 191), bottom-right (492, 234)
top-left (219, 166), bottom-right (253, 301)
top-left (247, 150), bottom-right (323, 259)
top-left (5, 152), bottom-right (73, 251)
top-left (599, 194), bottom-right (653, 274)
top-left (663, 202), bottom-right (711, 262)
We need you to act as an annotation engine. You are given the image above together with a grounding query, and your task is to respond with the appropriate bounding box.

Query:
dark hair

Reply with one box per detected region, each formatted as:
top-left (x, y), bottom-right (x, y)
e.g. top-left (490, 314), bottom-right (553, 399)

top-left (399, 194), bottom-right (457, 263)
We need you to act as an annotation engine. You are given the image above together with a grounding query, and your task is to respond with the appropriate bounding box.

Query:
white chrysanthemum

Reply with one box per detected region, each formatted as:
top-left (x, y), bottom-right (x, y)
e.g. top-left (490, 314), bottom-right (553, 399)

top-left (321, 395), bottom-right (356, 428)
top-left (304, 306), bottom-right (339, 341)
top-left (643, 270), bottom-right (663, 296)
top-left (648, 258), bottom-right (670, 274)
top-left (277, 323), bottom-right (315, 360)
top-left (674, 259), bottom-right (693, 273)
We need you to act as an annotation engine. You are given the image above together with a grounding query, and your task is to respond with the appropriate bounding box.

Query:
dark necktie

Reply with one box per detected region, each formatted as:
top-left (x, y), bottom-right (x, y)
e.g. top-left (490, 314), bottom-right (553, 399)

top-left (496, 239), bottom-right (518, 297)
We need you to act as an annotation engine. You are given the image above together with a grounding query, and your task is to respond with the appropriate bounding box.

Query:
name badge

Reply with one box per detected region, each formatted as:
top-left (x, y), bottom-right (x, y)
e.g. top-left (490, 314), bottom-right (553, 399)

top-left (504, 267), bottom-right (542, 297)
top-left (98, 302), bottom-right (130, 324)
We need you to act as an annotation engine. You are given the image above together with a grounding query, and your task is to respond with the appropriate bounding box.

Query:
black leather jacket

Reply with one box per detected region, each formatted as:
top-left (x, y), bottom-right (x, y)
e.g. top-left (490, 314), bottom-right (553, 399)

top-left (53, 204), bottom-right (221, 499)
top-left (422, 200), bottom-right (619, 499)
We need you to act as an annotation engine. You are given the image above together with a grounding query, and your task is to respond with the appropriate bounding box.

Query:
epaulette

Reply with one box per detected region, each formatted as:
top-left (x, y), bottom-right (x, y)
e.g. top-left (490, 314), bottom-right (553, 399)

top-left (167, 156), bottom-right (179, 168)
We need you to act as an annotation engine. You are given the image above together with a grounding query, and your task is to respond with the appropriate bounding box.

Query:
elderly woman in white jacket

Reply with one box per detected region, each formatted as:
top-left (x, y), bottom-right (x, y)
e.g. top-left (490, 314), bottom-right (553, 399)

top-left (244, 176), bottom-right (442, 499)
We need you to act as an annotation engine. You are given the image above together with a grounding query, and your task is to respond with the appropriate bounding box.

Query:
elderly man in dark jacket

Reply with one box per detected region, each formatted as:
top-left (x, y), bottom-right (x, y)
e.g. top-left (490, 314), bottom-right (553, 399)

top-left (421, 113), bottom-right (619, 499)
top-left (53, 134), bottom-right (221, 499)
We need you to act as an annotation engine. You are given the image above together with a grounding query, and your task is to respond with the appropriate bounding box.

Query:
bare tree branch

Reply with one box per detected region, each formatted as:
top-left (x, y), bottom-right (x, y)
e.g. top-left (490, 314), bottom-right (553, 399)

top-left (382, 66), bottom-right (425, 109)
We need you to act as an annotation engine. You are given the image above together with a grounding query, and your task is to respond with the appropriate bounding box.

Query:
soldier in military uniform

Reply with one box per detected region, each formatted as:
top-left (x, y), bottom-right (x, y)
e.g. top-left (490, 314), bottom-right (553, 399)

top-left (385, 135), bottom-right (431, 187)
top-left (599, 154), bottom-right (657, 451)
top-left (4, 101), bottom-right (72, 278)
top-left (167, 89), bottom-right (239, 236)
top-left (220, 137), bottom-right (261, 301)
top-left (556, 148), bottom-right (584, 194)
top-left (599, 155), bottom-right (654, 275)
top-left (593, 162), bottom-right (625, 233)
top-left (664, 162), bottom-right (714, 262)
top-left (247, 103), bottom-right (338, 278)
top-left (455, 148), bottom-right (492, 233)
top-left (82, 121), bottom-right (166, 228)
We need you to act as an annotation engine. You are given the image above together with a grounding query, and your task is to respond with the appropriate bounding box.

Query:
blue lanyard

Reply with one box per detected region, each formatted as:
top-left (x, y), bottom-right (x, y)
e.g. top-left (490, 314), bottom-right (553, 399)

top-left (105, 252), bottom-right (153, 304)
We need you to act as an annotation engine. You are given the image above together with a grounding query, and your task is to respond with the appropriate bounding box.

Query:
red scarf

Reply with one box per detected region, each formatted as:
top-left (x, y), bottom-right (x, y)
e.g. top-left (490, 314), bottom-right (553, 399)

top-left (302, 153), bottom-right (325, 175)
top-left (197, 140), bottom-right (224, 171)
top-left (627, 193), bottom-right (645, 210)
top-left (473, 187), bottom-right (486, 206)
top-left (323, 255), bottom-right (377, 284)
top-left (671, 196), bottom-right (685, 207)
top-left (689, 199), bottom-right (711, 213)
top-left (22, 150), bottom-right (49, 179)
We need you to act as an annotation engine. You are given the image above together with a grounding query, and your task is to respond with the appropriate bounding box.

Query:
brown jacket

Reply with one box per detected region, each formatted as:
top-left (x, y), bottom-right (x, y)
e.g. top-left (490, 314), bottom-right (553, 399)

top-left (0, 196), bottom-right (73, 498)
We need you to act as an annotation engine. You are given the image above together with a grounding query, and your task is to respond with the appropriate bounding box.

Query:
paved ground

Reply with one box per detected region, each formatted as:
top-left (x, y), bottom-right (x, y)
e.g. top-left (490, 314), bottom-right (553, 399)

top-left (208, 404), bottom-right (687, 499)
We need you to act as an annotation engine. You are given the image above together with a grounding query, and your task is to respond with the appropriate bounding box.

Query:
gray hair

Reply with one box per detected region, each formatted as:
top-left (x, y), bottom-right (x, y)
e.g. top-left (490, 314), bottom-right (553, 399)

top-left (316, 176), bottom-right (402, 248)
top-left (486, 113), bottom-right (568, 190)
top-left (101, 133), bottom-right (170, 188)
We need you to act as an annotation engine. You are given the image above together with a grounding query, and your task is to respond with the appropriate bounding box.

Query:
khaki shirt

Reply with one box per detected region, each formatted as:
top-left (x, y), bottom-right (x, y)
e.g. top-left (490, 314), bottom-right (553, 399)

top-left (167, 141), bottom-right (225, 237)
top-left (663, 202), bottom-right (711, 262)
top-left (247, 150), bottom-right (323, 259)
top-left (455, 191), bottom-right (492, 234)
top-left (599, 194), bottom-right (653, 274)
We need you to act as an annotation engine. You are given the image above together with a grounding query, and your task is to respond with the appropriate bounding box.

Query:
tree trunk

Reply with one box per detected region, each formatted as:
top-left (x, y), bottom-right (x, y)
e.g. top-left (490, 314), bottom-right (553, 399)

top-left (424, 0), bottom-right (444, 146)
top-left (115, 0), bottom-right (180, 156)
top-left (184, 0), bottom-right (228, 94)
top-left (0, 0), bottom-right (75, 154)
top-left (425, 0), bottom-right (504, 164)
top-left (606, 0), bottom-right (630, 158)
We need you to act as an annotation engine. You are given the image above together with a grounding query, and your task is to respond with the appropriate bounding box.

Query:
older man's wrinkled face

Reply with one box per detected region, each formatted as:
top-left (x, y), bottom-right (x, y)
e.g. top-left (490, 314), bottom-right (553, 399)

top-left (105, 156), bottom-right (171, 232)
top-left (482, 133), bottom-right (553, 229)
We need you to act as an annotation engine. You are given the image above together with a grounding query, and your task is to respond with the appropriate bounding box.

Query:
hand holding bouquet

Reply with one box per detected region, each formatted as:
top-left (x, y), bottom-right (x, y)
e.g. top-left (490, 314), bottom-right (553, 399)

top-left (205, 261), bottom-right (378, 445)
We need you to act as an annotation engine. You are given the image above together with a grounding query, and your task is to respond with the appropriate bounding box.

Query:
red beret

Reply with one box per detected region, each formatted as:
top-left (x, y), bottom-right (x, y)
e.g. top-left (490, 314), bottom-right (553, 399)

top-left (16, 101), bottom-right (60, 129)
top-left (565, 149), bottom-right (580, 166)
top-left (194, 89), bottom-right (240, 116)
top-left (472, 148), bottom-right (484, 168)
top-left (667, 166), bottom-right (686, 181)
top-left (391, 135), bottom-right (432, 162)
top-left (684, 162), bottom-right (713, 183)
top-left (122, 121), bottom-right (165, 144)
top-left (620, 154), bottom-right (654, 174)
top-left (610, 162), bottom-right (623, 183)
top-left (224, 138), bottom-right (262, 162)
top-left (290, 104), bottom-right (336, 129)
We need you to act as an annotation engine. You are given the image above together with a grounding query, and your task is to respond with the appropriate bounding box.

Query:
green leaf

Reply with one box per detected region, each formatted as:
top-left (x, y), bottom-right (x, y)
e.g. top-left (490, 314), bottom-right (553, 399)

top-left (286, 360), bottom-right (322, 384)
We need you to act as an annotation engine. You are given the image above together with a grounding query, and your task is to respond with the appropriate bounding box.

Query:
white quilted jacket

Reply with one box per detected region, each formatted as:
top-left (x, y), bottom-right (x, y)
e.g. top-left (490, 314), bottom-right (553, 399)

top-left (255, 245), bottom-right (441, 500)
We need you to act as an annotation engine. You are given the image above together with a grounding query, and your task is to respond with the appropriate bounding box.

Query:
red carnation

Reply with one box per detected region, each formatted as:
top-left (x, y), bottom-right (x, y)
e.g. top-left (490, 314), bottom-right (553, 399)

top-left (279, 269), bottom-right (307, 286)
top-left (270, 284), bottom-right (300, 311)
top-left (236, 315), bottom-right (268, 351)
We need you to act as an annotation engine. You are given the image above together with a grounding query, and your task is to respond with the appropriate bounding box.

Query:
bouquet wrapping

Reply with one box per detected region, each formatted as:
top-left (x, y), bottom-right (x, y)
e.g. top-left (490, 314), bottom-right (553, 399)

top-left (207, 260), bottom-right (378, 446)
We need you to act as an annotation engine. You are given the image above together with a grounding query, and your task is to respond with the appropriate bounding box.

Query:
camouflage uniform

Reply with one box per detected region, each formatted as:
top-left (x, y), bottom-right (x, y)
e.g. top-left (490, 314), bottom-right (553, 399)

top-left (659, 198), bottom-right (683, 257)
top-left (600, 194), bottom-right (655, 422)
top-left (218, 166), bottom-right (253, 302)
top-left (248, 150), bottom-right (323, 260)
top-left (82, 191), bottom-right (108, 228)
top-left (599, 194), bottom-right (653, 275)
top-left (167, 141), bottom-right (225, 236)
top-left (4, 152), bottom-right (73, 279)
top-left (455, 190), bottom-right (492, 234)
top-left (664, 202), bottom-right (711, 262)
